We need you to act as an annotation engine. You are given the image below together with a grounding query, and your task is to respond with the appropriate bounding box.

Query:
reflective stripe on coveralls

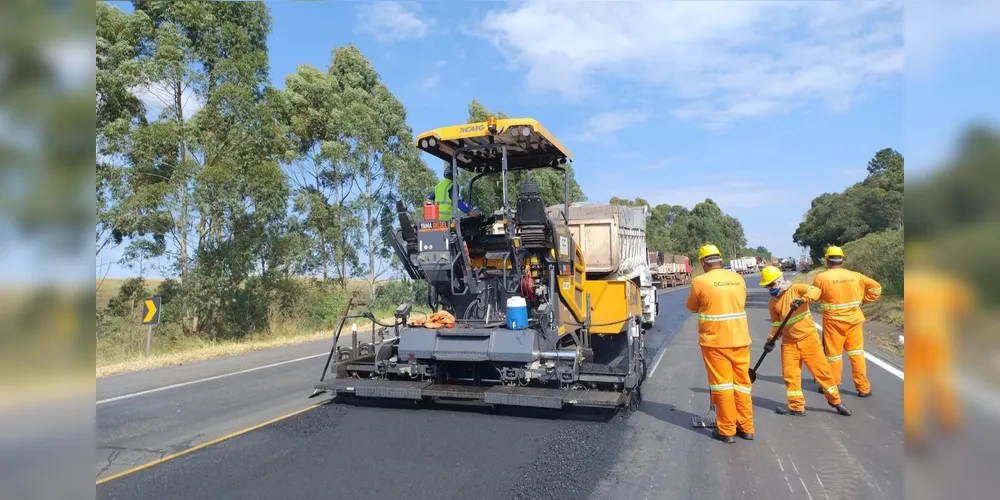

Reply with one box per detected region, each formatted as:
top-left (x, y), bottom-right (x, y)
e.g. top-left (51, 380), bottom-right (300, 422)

top-left (772, 310), bottom-right (810, 327)
top-left (699, 312), bottom-right (748, 321)
top-left (825, 349), bottom-right (864, 361)
top-left (820, 301), bottom-right (863, 310)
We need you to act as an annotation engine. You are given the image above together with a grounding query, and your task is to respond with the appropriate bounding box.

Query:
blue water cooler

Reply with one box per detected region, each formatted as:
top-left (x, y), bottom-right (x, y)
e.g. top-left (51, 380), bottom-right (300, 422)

top-left (506, 296), bottom-right (528, 330)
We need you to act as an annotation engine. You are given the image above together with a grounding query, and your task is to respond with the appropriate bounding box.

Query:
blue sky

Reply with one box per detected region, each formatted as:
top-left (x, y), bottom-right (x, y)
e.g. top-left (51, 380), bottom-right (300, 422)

top-left (84, 0), bottom-right (1000, 280)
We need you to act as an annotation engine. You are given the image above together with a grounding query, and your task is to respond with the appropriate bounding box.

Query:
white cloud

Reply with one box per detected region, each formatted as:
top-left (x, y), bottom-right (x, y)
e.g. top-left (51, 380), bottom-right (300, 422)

top-left (419, 73), bottom-right (440, 91)
top-left (131, 82), bottom-right (204, 121)
top-left (357, 2), bottom-right (429, 43)
top-left (480, 0), bottom-right (904, 129)
top-left (571, 109), bottom-right (648, 141)
top-left (418, 60), bottom-right (446, 91)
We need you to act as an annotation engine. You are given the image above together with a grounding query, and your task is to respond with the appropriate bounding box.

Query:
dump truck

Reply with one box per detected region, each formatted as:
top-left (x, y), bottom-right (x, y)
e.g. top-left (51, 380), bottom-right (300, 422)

top-left (740, 256), bottom-right (758, 273)
top-left (310, 117), bottom-right (648, 411)
top-left (545, 203), bottom-right (658, 331)
top-left (648, 251), bottom-right (691, 288)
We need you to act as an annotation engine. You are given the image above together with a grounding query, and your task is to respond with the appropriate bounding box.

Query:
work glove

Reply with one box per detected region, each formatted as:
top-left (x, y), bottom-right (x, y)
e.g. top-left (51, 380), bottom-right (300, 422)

top-left (790, 298), bottom-right (804, 311)
top-left (764, 340), bottom-right (775, 353)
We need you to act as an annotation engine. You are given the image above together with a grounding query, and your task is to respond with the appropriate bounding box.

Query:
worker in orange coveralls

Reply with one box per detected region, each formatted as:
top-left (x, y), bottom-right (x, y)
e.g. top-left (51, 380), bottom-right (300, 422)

top-left (686, 244), bottom-right (754, 444)
top-left (811, 246), bottom-right (882, 397)
top-left (904, 243), bottom-right (972, 450)
top-left (759, 266), bottom-right (852, 417)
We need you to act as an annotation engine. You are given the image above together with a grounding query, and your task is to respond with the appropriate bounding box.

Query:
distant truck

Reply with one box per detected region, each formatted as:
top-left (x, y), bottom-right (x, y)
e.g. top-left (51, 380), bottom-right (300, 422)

top-left (648, 250), bottom-right (692, 288)
top-left (729, 258), bottom-right (746, 274)
top-left (739, 256), bottom-right (758, 273)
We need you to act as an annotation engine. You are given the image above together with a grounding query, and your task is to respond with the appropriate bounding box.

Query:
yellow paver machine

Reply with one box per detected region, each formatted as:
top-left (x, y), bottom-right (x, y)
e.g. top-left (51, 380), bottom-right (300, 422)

top-left (311, 117), bottom-right (649, 410)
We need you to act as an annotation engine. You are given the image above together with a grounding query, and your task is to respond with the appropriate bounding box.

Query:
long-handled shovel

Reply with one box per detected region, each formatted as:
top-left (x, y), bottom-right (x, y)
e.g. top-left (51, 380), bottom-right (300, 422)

top-left (749, 307), bottom-right (796, 384)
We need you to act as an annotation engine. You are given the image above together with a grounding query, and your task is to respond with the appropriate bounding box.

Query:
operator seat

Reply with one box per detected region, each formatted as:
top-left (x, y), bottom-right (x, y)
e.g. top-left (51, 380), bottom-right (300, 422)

top-left (515, 180), bottom-right (547, 226)
top-left (396, 200), bottom-right (418, 251)
top-left (515, 179), bottom-right (551, 248)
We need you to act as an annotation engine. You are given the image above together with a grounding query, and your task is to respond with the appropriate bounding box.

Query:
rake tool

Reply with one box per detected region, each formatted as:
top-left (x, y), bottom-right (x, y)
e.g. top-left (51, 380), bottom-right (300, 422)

top-left (691, 392), bottom-right (718, 428)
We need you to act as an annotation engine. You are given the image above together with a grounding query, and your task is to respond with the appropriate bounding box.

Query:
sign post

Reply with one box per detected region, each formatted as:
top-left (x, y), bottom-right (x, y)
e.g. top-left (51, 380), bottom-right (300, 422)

top-left (141, 296), bottom-right (161, 358)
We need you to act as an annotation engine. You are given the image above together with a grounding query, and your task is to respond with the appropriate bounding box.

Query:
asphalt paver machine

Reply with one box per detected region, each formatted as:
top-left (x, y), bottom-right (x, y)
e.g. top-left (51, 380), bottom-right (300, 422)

top-left (310, 117), bottom-right (648, 411)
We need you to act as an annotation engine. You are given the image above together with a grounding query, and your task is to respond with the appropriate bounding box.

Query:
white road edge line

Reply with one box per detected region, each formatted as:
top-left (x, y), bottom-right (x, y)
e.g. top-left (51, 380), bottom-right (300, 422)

top-left (97, 353), bottom-right (327, 405)
top-left (814, 322), bottom-right (903, 380)
top-left (648, 343), bottom-right (668, 377)
top-left (96, 336), bottom-right (400, 405)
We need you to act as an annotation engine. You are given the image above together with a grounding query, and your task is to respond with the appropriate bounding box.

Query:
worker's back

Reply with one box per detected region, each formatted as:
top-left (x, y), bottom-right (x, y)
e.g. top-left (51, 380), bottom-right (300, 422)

top-left (812, 267), bottom-right (881, 324)
top-left (686, 268), bottom-right (750, 348)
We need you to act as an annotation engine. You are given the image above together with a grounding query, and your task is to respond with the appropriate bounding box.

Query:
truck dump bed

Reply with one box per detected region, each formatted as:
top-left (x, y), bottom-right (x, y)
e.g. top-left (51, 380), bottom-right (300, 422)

top-left (546, 203), bottom-right (647, 278)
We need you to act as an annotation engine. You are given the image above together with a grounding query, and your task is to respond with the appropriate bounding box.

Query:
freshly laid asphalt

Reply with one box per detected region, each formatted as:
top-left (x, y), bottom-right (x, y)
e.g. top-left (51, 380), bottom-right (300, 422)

top-left (97, 275), bottom-right (908, 499)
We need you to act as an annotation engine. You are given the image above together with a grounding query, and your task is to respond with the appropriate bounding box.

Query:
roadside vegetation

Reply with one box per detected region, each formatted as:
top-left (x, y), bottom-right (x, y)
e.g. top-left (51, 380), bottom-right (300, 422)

top-left (96, 276), bottom-right (431, 375)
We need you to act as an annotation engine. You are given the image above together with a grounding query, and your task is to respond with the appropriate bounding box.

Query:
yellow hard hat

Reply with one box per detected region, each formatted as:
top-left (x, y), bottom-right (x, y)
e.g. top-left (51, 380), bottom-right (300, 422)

top-left (759, 266), bottom-right (782, 286)
top-left (698, 244), bottom-right (722, 261)
top-left (825, 246), bottom-right (844, 258)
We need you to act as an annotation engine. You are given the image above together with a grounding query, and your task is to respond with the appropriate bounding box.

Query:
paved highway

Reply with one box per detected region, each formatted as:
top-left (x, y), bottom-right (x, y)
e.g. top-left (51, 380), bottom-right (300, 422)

top-left (97, 275), bottom-right (907, 499)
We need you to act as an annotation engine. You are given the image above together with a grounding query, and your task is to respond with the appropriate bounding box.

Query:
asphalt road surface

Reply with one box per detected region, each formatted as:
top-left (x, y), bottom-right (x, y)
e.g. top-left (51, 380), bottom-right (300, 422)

top-left (97, 276), bottom-right (908, 500)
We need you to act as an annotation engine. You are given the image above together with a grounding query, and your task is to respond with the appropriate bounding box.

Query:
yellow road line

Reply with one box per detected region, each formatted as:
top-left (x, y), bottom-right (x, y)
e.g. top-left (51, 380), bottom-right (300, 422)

top-left (96, 403), bottom-right (322, 485)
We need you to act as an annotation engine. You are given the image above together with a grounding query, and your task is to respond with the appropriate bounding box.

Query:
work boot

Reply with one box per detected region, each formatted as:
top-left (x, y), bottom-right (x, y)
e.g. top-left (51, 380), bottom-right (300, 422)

top-left (857, 389), bottom-right (872, 398)
top-left (775, 405), bottom-right (805, 416)
top-left (736, 427), bottom-right (754, 441)
top-left (829, 402), bottom-right (853, 416)
top-left (712, 430), bottom-right (736, 443)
